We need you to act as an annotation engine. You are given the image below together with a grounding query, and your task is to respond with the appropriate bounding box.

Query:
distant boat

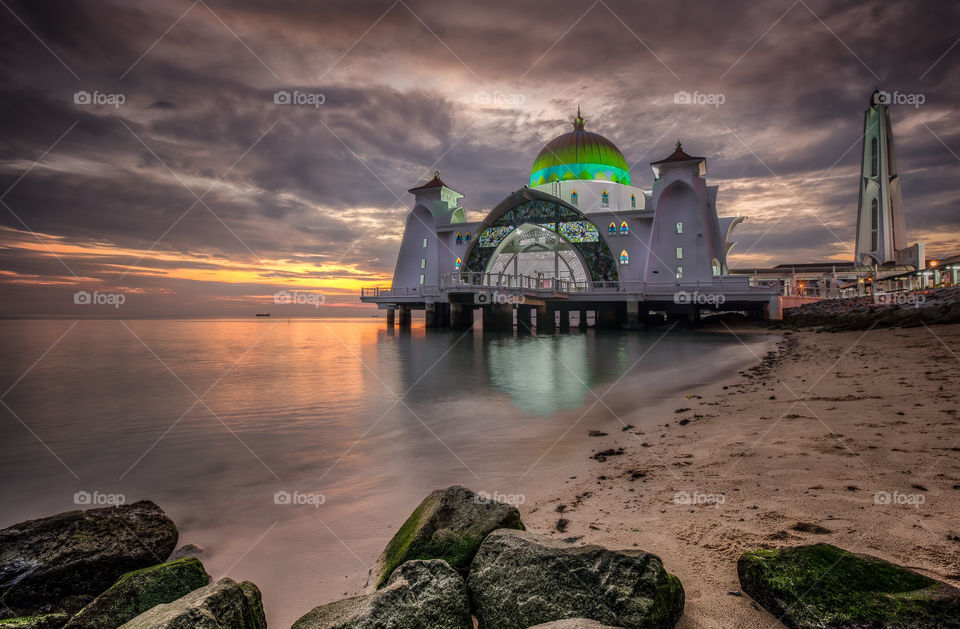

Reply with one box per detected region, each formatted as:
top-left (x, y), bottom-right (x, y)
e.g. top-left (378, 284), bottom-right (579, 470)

top-left (255, 312), bottom-right (271, 317)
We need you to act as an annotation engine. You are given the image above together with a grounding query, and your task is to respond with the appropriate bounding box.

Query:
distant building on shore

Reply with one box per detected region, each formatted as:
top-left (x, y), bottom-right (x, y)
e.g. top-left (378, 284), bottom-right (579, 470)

top-left (361, 108), bottom-right (778, 330)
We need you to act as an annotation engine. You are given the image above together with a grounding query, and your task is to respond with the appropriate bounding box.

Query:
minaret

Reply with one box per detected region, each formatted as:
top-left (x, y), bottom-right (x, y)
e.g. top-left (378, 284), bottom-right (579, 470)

top-left (854, 89), bottom-right (907, 266)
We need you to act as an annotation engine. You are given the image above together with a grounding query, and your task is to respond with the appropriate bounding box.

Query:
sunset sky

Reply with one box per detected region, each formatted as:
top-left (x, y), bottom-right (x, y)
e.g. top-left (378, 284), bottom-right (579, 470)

top-left (1, 0), bottom-right (958, 316)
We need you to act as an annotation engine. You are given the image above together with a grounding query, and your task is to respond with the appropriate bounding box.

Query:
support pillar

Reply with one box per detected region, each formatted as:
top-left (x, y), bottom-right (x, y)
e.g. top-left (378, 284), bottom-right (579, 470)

top-left (424, 303), bottom-right (437, 328)
top-left (386, 307), bottom-right (395, 328)
top-left (596, 303), bottom-right (626, 329)
top-left (517, 305), bottom-right (533, 333)
top-left (536, 305), bottom-right (555, 333)
top-left (558, 309), bottom-right (570, 332)
top-left (626, 301), bottom-right (640, 330)
top-left (579, 309), bottom-right (588, 330)
top-left (449, 303), bottom-right (473, 329)
top-left (483, 303), bottom-right (513, 332)
top-left (397, 304), bottom-right (411, 328)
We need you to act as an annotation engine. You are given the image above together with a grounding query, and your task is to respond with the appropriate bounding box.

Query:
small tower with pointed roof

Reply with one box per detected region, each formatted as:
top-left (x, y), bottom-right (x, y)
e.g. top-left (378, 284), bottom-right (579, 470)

top-left (408, 170), bottom-right (464, 223)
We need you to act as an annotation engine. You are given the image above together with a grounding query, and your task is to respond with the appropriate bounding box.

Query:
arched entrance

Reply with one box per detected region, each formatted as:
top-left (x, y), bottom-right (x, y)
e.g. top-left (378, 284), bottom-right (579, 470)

top-left (486, 223), bottom-right (590, 284)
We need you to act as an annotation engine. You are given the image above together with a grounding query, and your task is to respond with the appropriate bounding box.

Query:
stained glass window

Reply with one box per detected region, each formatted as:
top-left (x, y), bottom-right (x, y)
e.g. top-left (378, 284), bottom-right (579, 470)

top-left (620, 221), bottom-right (629, 235)
top-left (455, 257), bottom-right (462, 270)
top-left (620, 250), bottom-right (629, 265)
top-left (631, 194), bottom-right (636, 209)
top-left (676, 266), bottom-right (683, 279)
top-left (465, 232), bottom-right (471, 242)
top-left (558, 221), bottom-right (599, 243)
top-left (477, 225), bottom-right (514, 248)
top-left (608, 222), bottom-right (616, 236)
top-left (601, 190), bottom-right (609, 208)
top-left (456, 232), bottom-right (462, 244)
top-left (570, 190), bottom-right (578, 207)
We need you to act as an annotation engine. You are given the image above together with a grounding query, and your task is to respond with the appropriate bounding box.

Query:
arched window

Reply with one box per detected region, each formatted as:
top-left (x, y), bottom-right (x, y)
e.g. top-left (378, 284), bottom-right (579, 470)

top-left (620, 220), bottom-right (629, 235)
top-left (455, 232), bottom-right (463, 244)
top-left (455, 257), bottom-right (462, 270)
top-left (630, 194), bottom-right (636, 209)
top-left (601, 190), bottom-right (609, 208)
top-left (608, 222), bottom-right (617, 236)
top-left (870, 137), bottom-right (878, 177)
top-left (570, 190), bottom-right (578, 207)
top-left (464, 232), bottom-right (471, 242)
top-left (619, 250), bottom-right (629, 265)
top-left (870, 198), bottom-right (879, 251)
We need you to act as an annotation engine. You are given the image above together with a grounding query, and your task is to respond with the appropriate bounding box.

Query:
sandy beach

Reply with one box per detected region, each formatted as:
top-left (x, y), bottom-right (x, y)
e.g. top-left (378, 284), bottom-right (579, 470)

top-left (521, 322), bottom-right (960, 628)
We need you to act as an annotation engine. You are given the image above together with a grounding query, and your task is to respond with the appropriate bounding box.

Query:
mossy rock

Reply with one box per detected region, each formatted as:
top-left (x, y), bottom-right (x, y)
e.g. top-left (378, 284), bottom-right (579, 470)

top-left (117, 578), bottom-right (265, 629)
top-left (369, 486), bottom-right (524, 590)
top-left (0, 615), bottom-right (69, 629)
top-left (738, 543), bottom-right (960, 628)
top-left (61, 558), bottom-right (209, 629)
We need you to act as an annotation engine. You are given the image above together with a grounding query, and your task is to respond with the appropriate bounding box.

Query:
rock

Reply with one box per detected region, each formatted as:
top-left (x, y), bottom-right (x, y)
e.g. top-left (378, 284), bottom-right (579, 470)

top-left (368, 485), bottom-right (524, 589)
top-left (467, 529), bottom-right (684, 629)
top-left (62, 558), bottom-right (210, 629)
top-left (293, 559), bottom-right (471, 629)
top-left (0, 501), bottom-right (179, 614)
top-left (118, 578), bottom-right (265, 629)
top-left (528, 621), bottom-right (623, 629)
top-left (738, 543), bottom-right (960, 628)
top-left (0, 614), bottom-right (70, 629)
top-left (168, 545), bottom-right (206, 562)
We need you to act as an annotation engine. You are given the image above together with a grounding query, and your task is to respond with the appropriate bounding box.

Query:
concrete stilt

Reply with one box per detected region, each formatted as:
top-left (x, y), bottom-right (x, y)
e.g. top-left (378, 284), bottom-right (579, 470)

top-left (536, 305), bottom-right (555, 333)
top-left (579, 309), bottom-right (588, 329)
top-left (626, 301), bottom-right (641, 330)
top-left (449, 303), bottom-right (473, 329)
top-left (558, 309), bottom-right (570, 332)
top-left (397, 304), bottom-right (412, 328)
top-left (386, 308), bottom-right (395, 328)
top-left (424, 303), bottom-right (438, 328)
top-left (517, 306), bottom-right (533, 333)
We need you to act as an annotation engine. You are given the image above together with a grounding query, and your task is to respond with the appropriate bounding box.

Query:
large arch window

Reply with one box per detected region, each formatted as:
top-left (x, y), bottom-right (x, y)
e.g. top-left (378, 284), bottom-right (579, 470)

top-left (870, 137), bottom-right (879, 178)
top-left (870, 198), bottom-right (879, 251)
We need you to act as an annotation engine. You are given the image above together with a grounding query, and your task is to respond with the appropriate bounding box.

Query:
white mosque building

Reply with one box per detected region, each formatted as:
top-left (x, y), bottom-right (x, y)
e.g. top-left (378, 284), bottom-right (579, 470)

top-left (362, 108), bottom-right (779, 330)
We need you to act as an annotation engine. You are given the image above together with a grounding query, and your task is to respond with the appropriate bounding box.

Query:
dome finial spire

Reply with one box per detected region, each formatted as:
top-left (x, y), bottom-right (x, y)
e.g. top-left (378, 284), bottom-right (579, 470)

top-left (675, 139), bottom-right (683, 151)
top-left (572, 106), bottom-right (586, 131)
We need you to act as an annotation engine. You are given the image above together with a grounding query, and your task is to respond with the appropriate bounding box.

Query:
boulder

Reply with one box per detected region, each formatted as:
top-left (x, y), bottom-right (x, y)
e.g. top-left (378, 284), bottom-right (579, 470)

top-left (62, 558), bottom-right (210, 629)
top-left (738, 543), bottom-right (960, 628)
top-left (0, 614), bottom-right (70, 629)
top-left (528, 621), bottom-right (623, 628)
top-left (293, 559), bottom-right (471, 629)
top-left (168, 545), bottom-right (206, 562)
top-left (118, 578), bottom-right (265, 629)
top-left (467, 529), bottom-right (684, 629)
top-left (0, 501), bottom-right (178, 614)
top-left (368, 485), bottom-right (524, 589)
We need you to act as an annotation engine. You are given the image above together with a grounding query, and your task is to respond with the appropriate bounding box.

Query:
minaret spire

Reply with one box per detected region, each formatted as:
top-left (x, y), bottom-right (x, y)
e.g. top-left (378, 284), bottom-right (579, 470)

top-left (572, 106), bottom-right (586, 131)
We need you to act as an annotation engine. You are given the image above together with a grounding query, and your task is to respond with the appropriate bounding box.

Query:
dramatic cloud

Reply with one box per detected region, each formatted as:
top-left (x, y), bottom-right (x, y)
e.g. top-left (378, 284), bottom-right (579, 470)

top-left (1, 0), bottom-right (958, 315)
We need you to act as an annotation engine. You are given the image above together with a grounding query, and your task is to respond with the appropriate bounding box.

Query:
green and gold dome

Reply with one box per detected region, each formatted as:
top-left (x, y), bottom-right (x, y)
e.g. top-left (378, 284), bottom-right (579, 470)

top-left (530, 108), bottom-right (631, 187)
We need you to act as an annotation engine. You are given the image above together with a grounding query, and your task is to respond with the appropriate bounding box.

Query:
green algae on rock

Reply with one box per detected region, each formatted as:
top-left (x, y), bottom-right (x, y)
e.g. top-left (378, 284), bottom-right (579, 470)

top-left (738, 543), bottom-right (960, 628)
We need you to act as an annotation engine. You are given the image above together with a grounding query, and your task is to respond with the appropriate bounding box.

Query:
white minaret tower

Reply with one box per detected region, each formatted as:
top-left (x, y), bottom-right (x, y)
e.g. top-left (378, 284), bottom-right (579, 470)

top-left (854, 89), bottom-right (907, 266)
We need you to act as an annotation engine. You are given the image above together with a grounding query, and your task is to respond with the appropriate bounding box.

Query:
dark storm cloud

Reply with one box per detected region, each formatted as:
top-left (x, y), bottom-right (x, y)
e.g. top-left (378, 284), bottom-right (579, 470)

top-left (1, 0), bottom-right (958, 314)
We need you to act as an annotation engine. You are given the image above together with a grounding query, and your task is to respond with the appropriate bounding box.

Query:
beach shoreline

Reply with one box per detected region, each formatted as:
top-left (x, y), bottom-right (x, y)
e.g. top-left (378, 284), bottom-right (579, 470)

top-left (521, 322), bottom-right (960, 628)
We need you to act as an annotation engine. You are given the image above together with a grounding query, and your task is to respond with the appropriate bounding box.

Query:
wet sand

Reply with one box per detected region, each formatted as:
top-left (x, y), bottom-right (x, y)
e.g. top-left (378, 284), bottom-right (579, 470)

top-left (521, 323), bottom-right (960, 628)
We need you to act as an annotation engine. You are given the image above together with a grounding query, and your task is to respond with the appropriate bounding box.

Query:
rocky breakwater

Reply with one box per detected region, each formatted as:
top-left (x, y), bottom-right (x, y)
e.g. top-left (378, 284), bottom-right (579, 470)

top-left (293, 485), bottom-right (685, 629)
top-left (0, 501), bottom-right (265, 629)
top-left (782, 286), bottom-right (960, 331)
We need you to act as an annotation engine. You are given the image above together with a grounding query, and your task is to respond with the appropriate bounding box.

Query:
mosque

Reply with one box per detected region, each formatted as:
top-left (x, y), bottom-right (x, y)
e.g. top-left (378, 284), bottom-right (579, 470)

top-left (361, 108), bottom-right (780, 330)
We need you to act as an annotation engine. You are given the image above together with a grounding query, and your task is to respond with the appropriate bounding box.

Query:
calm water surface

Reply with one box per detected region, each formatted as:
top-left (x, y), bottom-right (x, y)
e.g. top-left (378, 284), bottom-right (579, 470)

top-left (0, 318), bottom-right (771, 626)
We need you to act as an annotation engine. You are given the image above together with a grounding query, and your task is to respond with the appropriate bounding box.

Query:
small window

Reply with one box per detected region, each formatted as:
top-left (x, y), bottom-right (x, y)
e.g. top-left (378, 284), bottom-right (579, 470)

top-left (676, 247), bottom-right (683, 259)
top-left (456, 232), bottom-right (463, 244)
top-left (420, 258), bottom-right (426, 269)
top-left (870, 198), bottom-right (879, 251)
top-left (455, 257), bottom-right (462, 270)
top-left (676, 266), bottom-right (683, 279)
top-left (608, 222), bottom-right (617, 236)
top-left (631, 194), bottom-right (636, 209)
top-left (620, 250), bottom-right (629, 265)
top-left (675, 221), bottom-right (683, 234)
top-left (422, 237), bottom-right (428, 248)
top-left (870, 136), bottom-right (879, 178)
top-left (570, 190), bottom-right (578, 207)
top-left (620, 220), bottom-right (629, 235)
top-left (601, 190), bottom-right (609, 208)
top-left (465, 232), bottom-right (471, 242)
top-left (419, 274), bottom-right (425, 285)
